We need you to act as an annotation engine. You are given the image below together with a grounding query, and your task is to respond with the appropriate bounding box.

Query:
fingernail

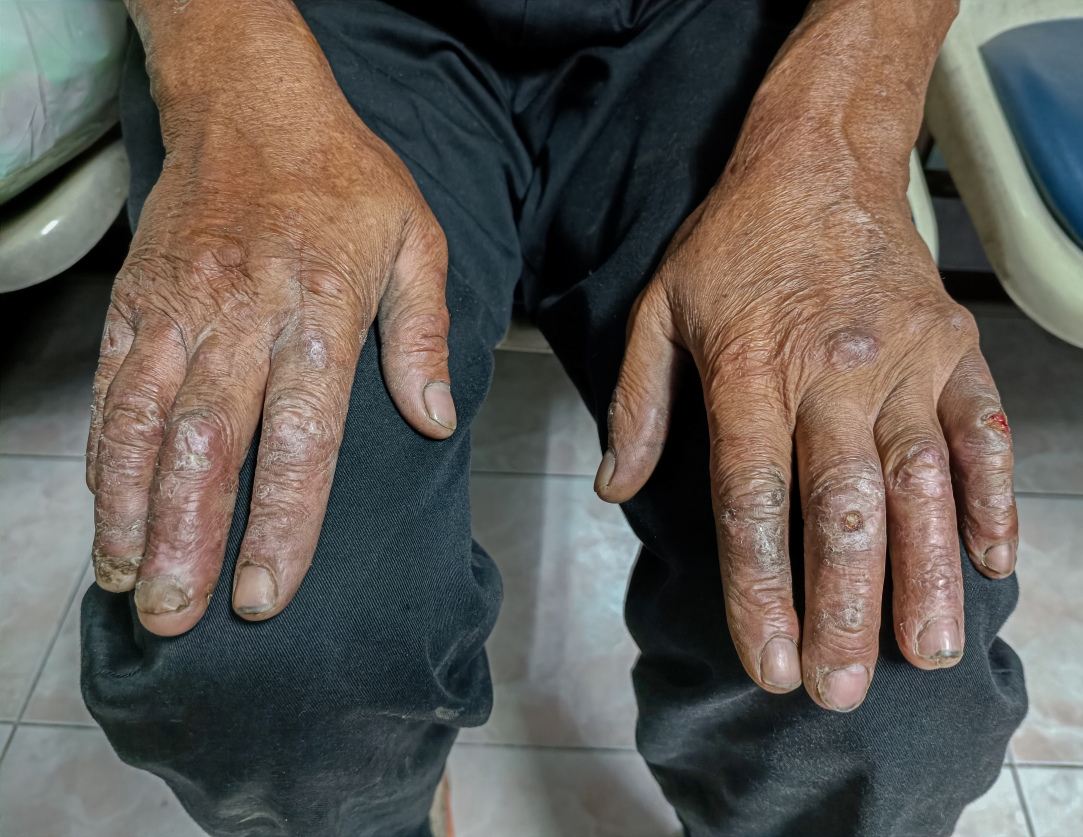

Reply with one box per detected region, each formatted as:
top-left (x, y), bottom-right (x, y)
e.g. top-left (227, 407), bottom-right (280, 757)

top-left (594, 450), bottom-right (616, 493)
top-left (92, 553), bottom-right (142, 592)
top-left (760, 636), bottom-right (801, 689)
top-left (234, 564), bottom-right (278, 615)
top-left (818, 664), bottom-right (870, 712)
top-left (134, 577), bottom-right (190, 615)
top-left (423, 382), bottom-right (457, 430)
top-left (917, 617), bottom-right (963, 662)
top-left (982, 542), bottom-right (1016, 575)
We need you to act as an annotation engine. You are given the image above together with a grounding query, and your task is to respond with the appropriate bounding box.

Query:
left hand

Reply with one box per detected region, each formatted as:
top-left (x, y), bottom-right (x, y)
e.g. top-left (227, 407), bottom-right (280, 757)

top-left (595, 132), bottom-right (1017, 712)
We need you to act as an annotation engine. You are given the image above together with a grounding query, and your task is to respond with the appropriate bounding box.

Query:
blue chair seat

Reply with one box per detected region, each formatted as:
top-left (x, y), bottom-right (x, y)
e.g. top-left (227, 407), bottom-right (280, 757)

top-left (982, 19), bottom-right (1083, 248)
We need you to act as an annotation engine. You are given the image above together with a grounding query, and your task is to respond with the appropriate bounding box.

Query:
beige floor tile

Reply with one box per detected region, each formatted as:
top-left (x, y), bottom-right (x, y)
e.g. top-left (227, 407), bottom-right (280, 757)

top-left (0, 724), bottom-right (206, 837)
top-left (952, 766), bottom-right (1029, 837)
top-left (0, 272), bottom-right (111, 457)
top-left (1017, 766), bottom-right (1083, 837)
top-left (970, 303), bottom-right (1083, 495)
top-left (1002, 497), bottom-right (1083, 765)
top-left (447, 743), bottom-right (680, 837)
top-left (0, 457), bottom-right (94, 718)
top-left (24, 564), bottom-right (96, 725)
top-left (472, 352), bottom-right (600, 477)
top-left (464, 473), bottom-right (642, 749)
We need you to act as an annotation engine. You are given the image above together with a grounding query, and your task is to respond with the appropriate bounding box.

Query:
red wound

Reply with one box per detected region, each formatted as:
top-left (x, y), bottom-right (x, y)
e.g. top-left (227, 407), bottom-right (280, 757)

top-left (984, 411), bottom-right (1010, 434)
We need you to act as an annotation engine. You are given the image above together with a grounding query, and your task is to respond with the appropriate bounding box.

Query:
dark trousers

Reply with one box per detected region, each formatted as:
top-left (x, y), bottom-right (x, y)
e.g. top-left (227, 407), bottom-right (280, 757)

top-left (82, 2), bottom-right (1027, 835)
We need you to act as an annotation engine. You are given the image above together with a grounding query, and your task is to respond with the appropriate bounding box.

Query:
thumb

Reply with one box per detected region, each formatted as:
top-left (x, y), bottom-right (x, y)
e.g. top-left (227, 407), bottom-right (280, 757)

top-left (595, 281), bottom-right (682, 503)
top-left (378, 211), bottom-right (456, 439)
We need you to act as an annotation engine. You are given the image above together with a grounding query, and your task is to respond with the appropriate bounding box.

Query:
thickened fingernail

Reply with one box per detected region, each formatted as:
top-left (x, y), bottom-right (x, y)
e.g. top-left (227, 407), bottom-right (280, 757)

top-left (818, 664), bottom-right (870, 712)
top-left (134, 577), bottom-right (190, 615)
top-left (234, 564), bottom-right (278, 615)
top-left (423, 382), bottom-right (457, 430)
top-left (92, 552), bottom-right (143, 592)
top-left (982, 542), bottom-right (1016, 575)
top-left (760, 636), bottom-right (801, 689)
top-left (917, 617), bottom-right (963, 663)
top-left (595, 450), bottom-right (616, 493)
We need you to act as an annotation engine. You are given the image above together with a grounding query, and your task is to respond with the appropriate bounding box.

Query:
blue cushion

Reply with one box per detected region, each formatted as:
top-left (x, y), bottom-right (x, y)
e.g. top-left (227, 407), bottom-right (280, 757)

top-left (982, 19), bottom-right (1083, 248)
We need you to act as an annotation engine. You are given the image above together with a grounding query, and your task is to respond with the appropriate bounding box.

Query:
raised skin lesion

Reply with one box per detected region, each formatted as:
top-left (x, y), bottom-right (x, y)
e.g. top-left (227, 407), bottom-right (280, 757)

top-left (824, 327), bottom-right (880, 372)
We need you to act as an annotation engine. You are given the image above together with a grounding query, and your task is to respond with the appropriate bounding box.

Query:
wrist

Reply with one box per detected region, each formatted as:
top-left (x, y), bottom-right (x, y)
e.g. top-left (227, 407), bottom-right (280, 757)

top-left (723, 0), bottom-right (956, 200)
top-left (127, 0), bottom-right (335, 140)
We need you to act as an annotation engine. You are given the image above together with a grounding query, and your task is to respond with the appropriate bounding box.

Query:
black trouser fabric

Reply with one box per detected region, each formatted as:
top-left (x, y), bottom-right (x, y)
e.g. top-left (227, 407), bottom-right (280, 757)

top-left (83, 2), bottom-right (1027, 835)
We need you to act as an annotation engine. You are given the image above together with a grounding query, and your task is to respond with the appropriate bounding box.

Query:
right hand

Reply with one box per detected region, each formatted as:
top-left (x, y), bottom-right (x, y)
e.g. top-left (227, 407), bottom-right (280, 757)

top-left (87, 10), bottom-right (454, 636)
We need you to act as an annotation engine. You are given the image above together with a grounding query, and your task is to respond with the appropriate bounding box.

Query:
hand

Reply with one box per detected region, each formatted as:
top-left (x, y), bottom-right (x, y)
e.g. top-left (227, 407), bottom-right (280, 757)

top-left (87, 17), bottom-right (454, 636)
top-left (596, 135), bottom-right (1018, 712)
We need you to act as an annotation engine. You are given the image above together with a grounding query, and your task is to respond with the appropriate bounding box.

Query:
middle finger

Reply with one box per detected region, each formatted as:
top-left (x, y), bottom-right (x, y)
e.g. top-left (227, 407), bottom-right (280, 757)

top-left (796, 392), bottom-right (886, 712)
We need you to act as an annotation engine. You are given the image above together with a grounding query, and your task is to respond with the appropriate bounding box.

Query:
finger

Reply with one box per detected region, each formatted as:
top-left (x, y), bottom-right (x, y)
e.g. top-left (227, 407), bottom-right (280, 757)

top-left (705, 375), bottom-right (802, 694)
top-left (135, 335), bottom-right (267, 635)
top-left (938, 350), bottom-right (1017, 577)
top-left (231, 318), bottom-right (358, 620)
top-left (86, 306), bottom-right (134, 493)
top-left (378, 212), bottom-right (456, 439)
top-left (91, 319), bottom-right (186, 592)
top-left (595, 282), bottom-right (681, 503)
top-left (796, 396), bottom-right (886, 712)
top-left (875, 382), bottom-right (964, 670)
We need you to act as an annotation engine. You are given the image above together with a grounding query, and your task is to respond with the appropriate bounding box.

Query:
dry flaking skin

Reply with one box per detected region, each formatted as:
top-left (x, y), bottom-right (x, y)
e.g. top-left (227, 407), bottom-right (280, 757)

top-left (594, 0), bottom-right (1018, 711)
top-left (85, 0), bottom-right (460, 637)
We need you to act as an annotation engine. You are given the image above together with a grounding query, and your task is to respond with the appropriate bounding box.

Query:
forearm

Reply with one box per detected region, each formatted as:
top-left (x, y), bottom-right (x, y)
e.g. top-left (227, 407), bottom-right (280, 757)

top-left (123, 0), bottom-right (344, 148)
top-left (729, 0), bottom-right (957, 200)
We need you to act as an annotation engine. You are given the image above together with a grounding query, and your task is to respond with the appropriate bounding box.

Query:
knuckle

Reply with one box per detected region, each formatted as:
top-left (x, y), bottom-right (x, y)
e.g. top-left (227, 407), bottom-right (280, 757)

top-left (716, 465), bottom-right (790, 573)
top-left (161, 408), bottom-right (231, 473)
top-left (806, 459), bottom-right (886, 561)
top-left (887, 440), bottom-right (951, 499)
top-left (397, 312), bottom-right (451, 361)
top-left (260, 395), bottom-right (341, 473)
top-left (413, 218), bottom-right (448, 262)
top-left (725, 576), bottom-right (792, 621)
top-left (101, 397), bottom-right (165, 454)
top-left (962, 407), bottom-right (1014, 459)
top-left (812, 597), bottom-right (879, 647)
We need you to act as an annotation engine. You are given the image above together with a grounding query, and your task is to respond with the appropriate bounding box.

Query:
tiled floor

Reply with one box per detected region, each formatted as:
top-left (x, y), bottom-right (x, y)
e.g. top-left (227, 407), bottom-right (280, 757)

top-left (1, 267), bottom-right (1081, 837)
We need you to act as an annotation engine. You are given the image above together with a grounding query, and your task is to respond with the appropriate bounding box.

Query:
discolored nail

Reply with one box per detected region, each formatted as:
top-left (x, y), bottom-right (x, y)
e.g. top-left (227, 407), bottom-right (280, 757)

top-left (917, 617), bottom-right (963, 663)
top-left (818, 664), bottom-right (870, 712)
top-left (594, 450), bottom-right (616, 493)
top-left (92, 553), bottom-right (142, 592)
top-left (423, 382), bottom-right (457, 430)
top-left (233, 564), bottom-right (278, 615)
top-left (760, 636), bottom-right (801, 689)
top-left (134, 577), bottom-right (190, 615)
top-left (982, 542), bottom-right (1016, 575)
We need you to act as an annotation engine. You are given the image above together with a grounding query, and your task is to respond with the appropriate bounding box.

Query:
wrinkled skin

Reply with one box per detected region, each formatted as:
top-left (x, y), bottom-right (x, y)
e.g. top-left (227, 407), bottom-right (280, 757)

top-left (91, 0), bottom-right (1017, 713)
top-left (86, 6), bottom-right (455, 636)
top-left (595, 0), bottom-right (1017, 711)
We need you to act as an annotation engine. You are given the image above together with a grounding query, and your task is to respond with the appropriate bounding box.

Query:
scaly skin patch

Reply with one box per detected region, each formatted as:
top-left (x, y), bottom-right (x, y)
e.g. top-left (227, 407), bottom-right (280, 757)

top-left (825, 328), bottom-right (880, 371)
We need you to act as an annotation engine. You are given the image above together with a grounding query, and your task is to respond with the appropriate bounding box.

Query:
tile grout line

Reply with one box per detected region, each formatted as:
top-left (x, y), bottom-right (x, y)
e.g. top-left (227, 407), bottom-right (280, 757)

top-left (0, 556), bottom-right (92, 764)
top-left (469, 468), bottom-right (596, 480)
top-left (1014, 490), bottom-right (1083, 500)
top-left (15, 719), bottom-right (99, 730)
top-left (1014, 761), bottom-right (1083, 769)
top-left (1007, 749), bottom-right (1039, 837)
top-left (0, 451), bottom-right (86, 462)
top-left (454, 740), bottom-right (639, 755)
